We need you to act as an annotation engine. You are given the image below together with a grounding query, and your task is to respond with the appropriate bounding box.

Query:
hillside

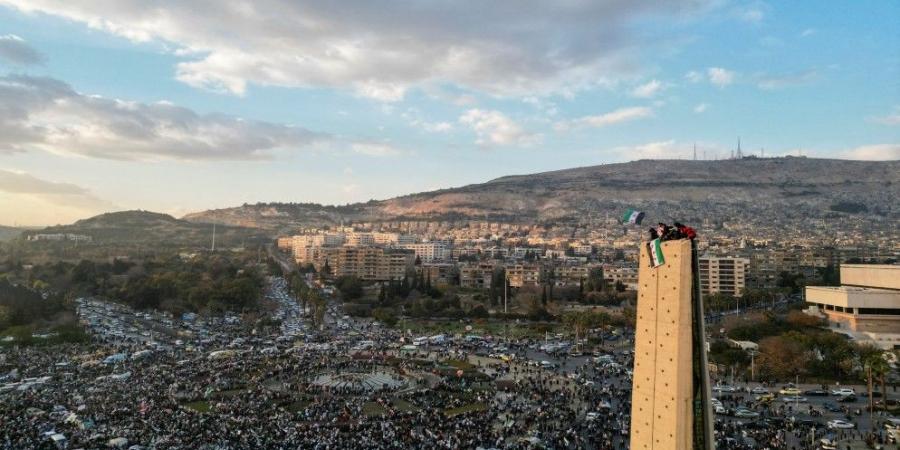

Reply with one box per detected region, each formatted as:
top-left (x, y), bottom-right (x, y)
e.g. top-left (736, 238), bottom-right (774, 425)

top-left (183, 157), bottom-right (899, 231)
top-left (27, 210), bottom-right (265, 247)
top-left (0, 226), bottom-right (23, 242)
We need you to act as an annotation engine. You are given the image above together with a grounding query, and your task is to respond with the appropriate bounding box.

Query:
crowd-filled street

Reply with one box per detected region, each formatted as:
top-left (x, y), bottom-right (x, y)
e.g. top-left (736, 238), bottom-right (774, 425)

top-left (1, 277), bottom-right (897, 449)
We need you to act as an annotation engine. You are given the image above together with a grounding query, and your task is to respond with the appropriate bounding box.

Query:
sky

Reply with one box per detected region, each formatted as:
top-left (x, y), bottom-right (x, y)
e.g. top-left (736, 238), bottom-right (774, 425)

top-left (0, 1), bottom-right (898, 226)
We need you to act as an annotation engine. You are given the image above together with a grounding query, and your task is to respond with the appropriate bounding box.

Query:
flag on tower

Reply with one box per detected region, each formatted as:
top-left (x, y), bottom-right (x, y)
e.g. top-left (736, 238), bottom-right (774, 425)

top-left (648, 238), bottom-right (665, 268)
top-left (622, 209), bottom-right (645, 225)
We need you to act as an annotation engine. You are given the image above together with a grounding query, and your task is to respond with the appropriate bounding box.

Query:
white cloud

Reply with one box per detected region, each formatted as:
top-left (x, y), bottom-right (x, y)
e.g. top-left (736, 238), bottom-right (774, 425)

top-left (871, 108), bottom-right (900, 126)
top-left (631, 79), bottom-right (664, 98)
top-left (739, 8), bottom-right (764, 23)
top-left (707, 67), bottom-right (735, 87)
top-left (837, 144), bottom-right (900, 161)
top-left (0, 0), bottom-right (713, 100)
top-left (800, 28), bottom-right (816, 38)
top-left (421, 121), bottom-right (453, 133)
top-left (685, 70), bottom-right (704, 83)
top-left (693, 103), bottom-right (708, 113)
top-left (459, 109), bottom-right (539, 147)
top-left (0, 74), bottom-right (328, 161)
top-left (756, 70), bottom-right (817, 90)
top-left (350, 142), bottom-right (403, 157)
top-left (556, 106), bottom-right (653, 131)
top-left (0, 34), bottom-right (43, 65)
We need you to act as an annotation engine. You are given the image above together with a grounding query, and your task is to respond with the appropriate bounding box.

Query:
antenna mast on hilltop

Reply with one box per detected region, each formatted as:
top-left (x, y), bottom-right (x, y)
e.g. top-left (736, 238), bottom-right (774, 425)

top-left (211, 223), bottom-right (216, 252)
top-left (693, 143), bottom-right (697, 161)
top-left (736, 137), bottom-right (743, 159)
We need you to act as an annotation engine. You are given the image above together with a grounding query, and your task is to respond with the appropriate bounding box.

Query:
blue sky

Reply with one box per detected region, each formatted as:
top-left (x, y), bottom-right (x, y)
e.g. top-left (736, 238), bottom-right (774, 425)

top-left (0, 0), bottom-right (897, 225)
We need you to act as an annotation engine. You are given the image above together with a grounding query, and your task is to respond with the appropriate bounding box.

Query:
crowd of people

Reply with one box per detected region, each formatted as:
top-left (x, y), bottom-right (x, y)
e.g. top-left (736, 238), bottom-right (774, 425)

top-left (1, 278), bottom-right (893, 449)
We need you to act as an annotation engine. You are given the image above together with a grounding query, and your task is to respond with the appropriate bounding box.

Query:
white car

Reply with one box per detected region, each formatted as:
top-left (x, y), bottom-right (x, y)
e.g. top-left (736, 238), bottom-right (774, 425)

top-left (780, 396), bottom-right (808, 403)
top-left (713, 405), bottom-right (727, 414)
top-left (734, 408), bottom-right (759, 418)
top-left (750, 386), bottom-right (769, 394)
top-left (831, 388), bottom-right (856, 396)
top-left (585, 412), bottom-right (600, 421)
top-left (827, 419), bottom-right (855, 429)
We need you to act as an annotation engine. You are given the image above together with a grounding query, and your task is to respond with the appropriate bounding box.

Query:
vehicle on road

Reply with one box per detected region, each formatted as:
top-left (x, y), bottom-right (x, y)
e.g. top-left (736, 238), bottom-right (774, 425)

top-left (827, 419), bottom-right (855, 429)
top-left (803, 389), bottom-right (828, 396)
top-left (831, 388), bottom-right (855, 396)
top-left (734, 408), bottom-right (759, 418)
top-left (779, 387), bottom-right (801, 395)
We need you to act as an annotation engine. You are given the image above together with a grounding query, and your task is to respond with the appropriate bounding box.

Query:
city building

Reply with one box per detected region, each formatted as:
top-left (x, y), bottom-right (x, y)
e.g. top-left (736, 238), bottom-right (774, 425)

top-left (603, 266), bottom-right (638, 290)
top-left (459, 263), bottom-right (496, 289)
top-left (505, 264), bottom-right (541, 288)
top-left (321, 246), bottom-right (414, 281)
top-left (698, 256), bottom-right (749, 297)
top-left (418, 263), bottom-right (455, 287)
top-left (402, 243), bottom-right (448, 262)
top-left (805, 264), bottom-right (900, 349)
top-left (27, 233), bottom-right (92, 242)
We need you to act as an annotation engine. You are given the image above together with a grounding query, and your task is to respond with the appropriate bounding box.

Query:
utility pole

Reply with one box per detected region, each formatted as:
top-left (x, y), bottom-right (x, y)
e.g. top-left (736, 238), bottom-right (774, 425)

top-left (211, 223), bottom-right (217, 252)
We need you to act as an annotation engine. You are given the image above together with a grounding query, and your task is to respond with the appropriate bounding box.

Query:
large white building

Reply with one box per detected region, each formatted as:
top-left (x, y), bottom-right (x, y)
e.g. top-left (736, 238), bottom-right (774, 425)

top-left (402, 242), bottom-right (448, 262)
top-left (805, 264), bottom-right (900, 350)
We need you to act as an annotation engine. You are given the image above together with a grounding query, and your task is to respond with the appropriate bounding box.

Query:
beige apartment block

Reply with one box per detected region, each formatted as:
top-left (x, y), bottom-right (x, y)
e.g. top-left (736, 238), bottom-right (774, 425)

top-left (630, 239), bottom-right (696, 450)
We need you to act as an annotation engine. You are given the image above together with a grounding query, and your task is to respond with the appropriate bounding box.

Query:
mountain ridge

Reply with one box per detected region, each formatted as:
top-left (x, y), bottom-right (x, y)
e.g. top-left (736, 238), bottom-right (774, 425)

top-left (181, 157), bottom-right (898, 232)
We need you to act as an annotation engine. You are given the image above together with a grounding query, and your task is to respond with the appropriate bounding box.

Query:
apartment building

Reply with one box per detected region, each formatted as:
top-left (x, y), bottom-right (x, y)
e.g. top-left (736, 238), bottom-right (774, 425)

top-left (460, 263), bottom-right (496, 289)
top-left (506, 264), bottom-right (542, 288)
top-left (418, 263), bottom-right (456, 287)
top-left (345, 232), bottom-right (375, 247)
top-left (603, 266), bottom-right (638, 290)
top-left (402, 242), bottom-right (448, 262)
top-left (276, 236), bottom-right (293, 251)
top-left (320, 246), bottom-right (414, 281)
top-left (553, 264), bottom-right (592, 286)
top-left (698, 256), bottom-right (750, 297)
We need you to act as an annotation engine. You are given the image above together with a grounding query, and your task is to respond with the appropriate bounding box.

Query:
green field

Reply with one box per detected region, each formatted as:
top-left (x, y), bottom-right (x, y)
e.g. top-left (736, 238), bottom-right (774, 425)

top-left (444, 402), bottom-right (488, 417)
top-left (183, 400), bottom-right (212, 413)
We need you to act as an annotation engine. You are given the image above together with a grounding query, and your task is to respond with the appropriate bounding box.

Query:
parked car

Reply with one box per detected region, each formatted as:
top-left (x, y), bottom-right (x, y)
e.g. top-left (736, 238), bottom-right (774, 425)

top-left (750, 386), bottom-right (769, 394)
top-left (831, 388), bottom-right (856, 396)
top-left (837, 395), bottom-right (857, 403)
top-left (804, 389), bottom-right (828, 396)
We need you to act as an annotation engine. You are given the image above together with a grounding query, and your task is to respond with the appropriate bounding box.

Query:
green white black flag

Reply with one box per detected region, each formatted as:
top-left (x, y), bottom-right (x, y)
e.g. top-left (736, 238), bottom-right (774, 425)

top-left (648, 238), bottom-right (665, 268)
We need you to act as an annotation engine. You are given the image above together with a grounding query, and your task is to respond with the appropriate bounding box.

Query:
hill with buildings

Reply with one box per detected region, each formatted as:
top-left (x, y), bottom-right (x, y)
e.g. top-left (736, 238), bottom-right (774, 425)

top-left (24, 210), bottom-right (265, 247)
top-left (183, 157), bottom-right (899, 231)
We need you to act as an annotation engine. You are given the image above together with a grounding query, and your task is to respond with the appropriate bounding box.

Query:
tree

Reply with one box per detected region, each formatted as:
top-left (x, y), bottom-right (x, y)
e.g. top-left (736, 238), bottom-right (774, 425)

top-left (817, 264), bottom-right (840, 286)
top-left (860, 346), bottom-right (890, 420)
top-left (757, 334), bottom-right (811, 381)
top-left (372, 308), bottom-right (398, 327)
top-left (335, 275), bottom-right (364, 300)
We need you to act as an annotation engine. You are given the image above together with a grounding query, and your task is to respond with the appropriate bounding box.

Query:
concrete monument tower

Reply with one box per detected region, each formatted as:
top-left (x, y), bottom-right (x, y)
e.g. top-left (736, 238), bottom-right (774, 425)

top-left (630, 238), bottom-right (714, 450)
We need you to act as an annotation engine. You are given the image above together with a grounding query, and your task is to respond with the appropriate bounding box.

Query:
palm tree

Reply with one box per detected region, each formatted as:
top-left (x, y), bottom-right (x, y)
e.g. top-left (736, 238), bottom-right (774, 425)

top-left (869, 353), bottom-right (890, 415)
top-left (862, 349), bottom-right (890, 430)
